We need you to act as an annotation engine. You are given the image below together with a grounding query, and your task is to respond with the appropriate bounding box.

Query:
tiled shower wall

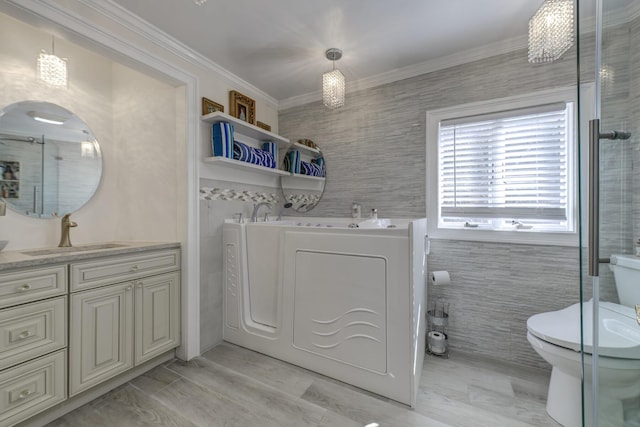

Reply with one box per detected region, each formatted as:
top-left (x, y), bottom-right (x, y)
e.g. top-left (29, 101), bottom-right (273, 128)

top-left (631, 18), bottom-right (640, 249)
top-left (279, 25), bottom-right (635, 368)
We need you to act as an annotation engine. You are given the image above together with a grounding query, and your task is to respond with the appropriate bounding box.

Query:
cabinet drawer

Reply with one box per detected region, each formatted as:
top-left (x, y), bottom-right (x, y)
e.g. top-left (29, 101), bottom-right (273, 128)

top-left (0, 297), bottom-right (66, 371)
top-left (0, 266), bottom-right (67, 309)
top-left (70, 249), bottom-right (180, 292)
top-left (0, 350), bottom-right (66, 427)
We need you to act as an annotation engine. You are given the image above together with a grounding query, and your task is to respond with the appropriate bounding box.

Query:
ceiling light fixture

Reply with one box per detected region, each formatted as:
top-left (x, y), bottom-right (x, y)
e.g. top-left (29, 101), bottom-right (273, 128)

top-left (322, 48), bottom-right (345, 109)
top-left (194, 0), bottom-right (206, 5)
top-left (37, 36), bottom-right (68, 88)
top-left (528, 0), bottom-right (574, 64)
top-left (27, 110), bottom-right (66, 125)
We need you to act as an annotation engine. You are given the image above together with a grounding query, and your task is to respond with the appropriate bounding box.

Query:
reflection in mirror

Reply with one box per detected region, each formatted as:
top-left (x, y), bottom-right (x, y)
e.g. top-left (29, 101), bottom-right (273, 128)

top-left (0, 101), bottom-right (102, 218)
top-left (280, 140), bottom-right (326, 212)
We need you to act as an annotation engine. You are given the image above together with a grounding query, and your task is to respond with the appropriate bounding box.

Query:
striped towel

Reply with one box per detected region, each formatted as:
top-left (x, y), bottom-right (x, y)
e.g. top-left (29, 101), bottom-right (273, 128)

top-left (284, 150), bottom-right (301, 174)
top-left (262, 141), bottom-right (278, 164)
top-left (233, 141), bottom-right (275, 168)
top-left (211, 122), bottom-right (234, 158)
top-left (301, 160), bottom-right (324, 177)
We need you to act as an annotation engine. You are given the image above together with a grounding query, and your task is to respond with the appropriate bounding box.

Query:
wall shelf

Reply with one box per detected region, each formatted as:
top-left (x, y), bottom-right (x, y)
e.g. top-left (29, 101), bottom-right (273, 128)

top-left (203, 156), bottom-right (289, 176)
top-left (291, 142), bottom-right (321, 156)
top-left (201, 111), bottom-right (291, 186)
top-left (289, 173), bottom-right (325, 181)
top-left (202, 111), bottom-right (289, 149)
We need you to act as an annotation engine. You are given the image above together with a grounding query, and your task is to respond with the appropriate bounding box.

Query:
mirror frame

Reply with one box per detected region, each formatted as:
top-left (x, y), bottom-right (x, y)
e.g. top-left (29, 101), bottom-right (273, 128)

top-left (0, 100), bottom-right (103, 218)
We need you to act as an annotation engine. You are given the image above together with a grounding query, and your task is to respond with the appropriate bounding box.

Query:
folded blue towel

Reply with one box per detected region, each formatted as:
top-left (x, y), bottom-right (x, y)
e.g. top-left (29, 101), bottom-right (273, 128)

top-left (313, 156), bottom-right (325, 169)
top-left (233, 141), bottom-right (275, 168)
top-left (301, 160), bottom-right (325, 177)
top-left (284, 150), bottom-right (301, 174)
top-left (211, 122), bottom-right (234, 158)
top-left (262, 141), bottom-right (278, 164)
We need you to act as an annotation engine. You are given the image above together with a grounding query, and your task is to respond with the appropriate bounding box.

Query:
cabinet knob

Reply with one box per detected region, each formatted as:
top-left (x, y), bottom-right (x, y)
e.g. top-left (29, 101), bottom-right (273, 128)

top-left (129, 265), bottom-right (139, 272)
top-left (16, 284), bottom-right (31, 292)
top-left (17, 331), bottom-right (32, 340)
top-left (125, 285), bottom-right (132, 291)
top-left (136, 282), bottom-right (143, 288)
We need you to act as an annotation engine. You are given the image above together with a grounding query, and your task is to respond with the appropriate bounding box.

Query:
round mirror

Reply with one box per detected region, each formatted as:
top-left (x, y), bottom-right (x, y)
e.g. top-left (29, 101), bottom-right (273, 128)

top-left (280, 139), bottom-right (326, 212)
top-left (0, 101), bottom-right (102, 218)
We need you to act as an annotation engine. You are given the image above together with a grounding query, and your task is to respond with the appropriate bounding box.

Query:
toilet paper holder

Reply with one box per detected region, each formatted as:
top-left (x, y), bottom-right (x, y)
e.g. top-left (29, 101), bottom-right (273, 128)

top-left (427, 300), bottom-right (449, 358)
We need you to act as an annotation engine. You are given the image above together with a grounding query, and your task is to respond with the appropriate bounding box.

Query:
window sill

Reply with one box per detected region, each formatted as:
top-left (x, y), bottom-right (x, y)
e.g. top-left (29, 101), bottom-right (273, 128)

top-left (427, 227), bottom-right (580, 247)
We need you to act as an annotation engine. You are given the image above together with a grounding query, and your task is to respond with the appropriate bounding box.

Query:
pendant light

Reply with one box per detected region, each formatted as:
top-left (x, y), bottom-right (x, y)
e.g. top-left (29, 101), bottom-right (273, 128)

top-left (528, 0), bottom-right (574, 63)
top-left (37, 36), bottom-right (68, 88)
top-left (322, 48), bottom-right (345, 109)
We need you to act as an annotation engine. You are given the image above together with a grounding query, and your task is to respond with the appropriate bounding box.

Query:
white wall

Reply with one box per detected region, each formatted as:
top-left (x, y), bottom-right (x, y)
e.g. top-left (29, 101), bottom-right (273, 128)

top-left (0, 12), bottom-right (115, 248)
top-left (0, 0), bottom-right (281, 359)
top-left (111, 63), bottom-right (180, 241)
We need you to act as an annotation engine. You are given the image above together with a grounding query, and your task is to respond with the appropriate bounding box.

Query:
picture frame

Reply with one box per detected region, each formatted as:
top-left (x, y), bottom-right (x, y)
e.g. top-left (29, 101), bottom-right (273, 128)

top-left (202, 97), bottom-right (224, 115)
top-left (256, 121), bottom-right (271, 132)
top-left (229, 90), bottom-right (255, 124)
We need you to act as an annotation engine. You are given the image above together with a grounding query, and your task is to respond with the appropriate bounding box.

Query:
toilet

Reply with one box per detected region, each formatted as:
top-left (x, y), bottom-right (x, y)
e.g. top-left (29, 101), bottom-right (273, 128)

top-left (527, 254), bottom-right (640, 427)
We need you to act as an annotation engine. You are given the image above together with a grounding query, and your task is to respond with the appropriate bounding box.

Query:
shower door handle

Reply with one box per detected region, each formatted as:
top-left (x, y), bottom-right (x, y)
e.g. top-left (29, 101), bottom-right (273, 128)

top-left (589, 119), bottom-right (600, 277)
top-left (588, 119), bottom-right (631, 277)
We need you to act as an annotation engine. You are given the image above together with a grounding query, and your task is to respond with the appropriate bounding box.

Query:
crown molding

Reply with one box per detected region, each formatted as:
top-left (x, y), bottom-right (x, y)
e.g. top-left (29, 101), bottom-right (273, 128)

top-left (9, 0), bottom-right (639, 113)
top-left (280, 2), bottom-right (640, 111)
top-left (75, 0), bottom-right (279, 109)
top-left (279, 34), bottom-right (528, 111)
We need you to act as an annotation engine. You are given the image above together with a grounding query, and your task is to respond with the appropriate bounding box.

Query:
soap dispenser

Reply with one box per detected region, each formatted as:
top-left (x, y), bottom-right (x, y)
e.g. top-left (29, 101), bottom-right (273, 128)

top-left (351, 201), bottom-right (361, 219)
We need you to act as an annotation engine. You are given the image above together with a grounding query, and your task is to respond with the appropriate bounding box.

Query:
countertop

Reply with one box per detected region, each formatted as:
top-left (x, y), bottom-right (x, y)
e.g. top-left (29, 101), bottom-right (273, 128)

top-left (0, 241), bottom-right (181, 272)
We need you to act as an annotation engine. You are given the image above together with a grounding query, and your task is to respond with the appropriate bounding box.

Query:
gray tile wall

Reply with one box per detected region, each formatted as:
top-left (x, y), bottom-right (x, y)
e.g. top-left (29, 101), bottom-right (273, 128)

top-left (631, 19), bottom-right (640, 252)
top-left (278, 25), bottom-right (631, 368)
top-left (198, 21), bottom-right (638, 369)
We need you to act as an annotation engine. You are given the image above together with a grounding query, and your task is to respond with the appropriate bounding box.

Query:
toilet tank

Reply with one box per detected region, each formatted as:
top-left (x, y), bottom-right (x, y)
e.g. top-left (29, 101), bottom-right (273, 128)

top-left (609, 254), bottom-right (640, 306)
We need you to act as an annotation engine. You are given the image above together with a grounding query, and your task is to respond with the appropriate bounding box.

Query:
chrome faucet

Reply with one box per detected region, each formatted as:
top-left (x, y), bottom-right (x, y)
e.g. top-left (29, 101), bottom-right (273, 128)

top-left (277, 202), bottom-right (293, 220)
top-left (58, 213), bottom-right (78, 247)
top-left (251, 202), bottom-right (271, 222)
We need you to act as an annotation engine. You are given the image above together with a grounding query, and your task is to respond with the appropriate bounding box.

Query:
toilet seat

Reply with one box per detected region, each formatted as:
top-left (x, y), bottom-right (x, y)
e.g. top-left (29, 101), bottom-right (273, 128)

top-left (527, 301), bottom-right (640, 359)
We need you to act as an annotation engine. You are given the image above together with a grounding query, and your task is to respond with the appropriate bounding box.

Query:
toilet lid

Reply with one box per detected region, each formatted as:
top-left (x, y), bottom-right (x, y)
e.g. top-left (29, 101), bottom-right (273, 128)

top-left (527, 301), bottom-right (640, 359)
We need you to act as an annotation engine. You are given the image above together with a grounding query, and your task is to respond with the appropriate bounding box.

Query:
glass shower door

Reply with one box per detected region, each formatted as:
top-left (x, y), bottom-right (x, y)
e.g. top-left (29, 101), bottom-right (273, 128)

top-left (582, 0), bottom-right (638, 426)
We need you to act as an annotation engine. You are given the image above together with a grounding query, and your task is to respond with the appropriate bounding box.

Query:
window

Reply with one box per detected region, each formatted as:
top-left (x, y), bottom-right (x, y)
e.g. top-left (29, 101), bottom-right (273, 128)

top-left (426, 86), bottom-right (586, 245)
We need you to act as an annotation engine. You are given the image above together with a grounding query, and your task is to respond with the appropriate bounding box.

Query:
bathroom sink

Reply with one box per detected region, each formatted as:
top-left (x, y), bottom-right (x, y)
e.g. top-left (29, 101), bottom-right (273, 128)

top-left (0, 240), bottom-right (8, 252)
top-left (358, 218), bottom-right (392, 229)
top-left (21, 243), bottom-right (127, 256)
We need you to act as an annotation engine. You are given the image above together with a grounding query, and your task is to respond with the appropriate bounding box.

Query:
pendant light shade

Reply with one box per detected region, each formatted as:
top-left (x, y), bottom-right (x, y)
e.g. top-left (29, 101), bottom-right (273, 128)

top-left (322, 48), bottom-right (345, 109)
top-left (528, 0), bottom-right (574, 64)
top-left (37, 36), bottom-right (68, 88)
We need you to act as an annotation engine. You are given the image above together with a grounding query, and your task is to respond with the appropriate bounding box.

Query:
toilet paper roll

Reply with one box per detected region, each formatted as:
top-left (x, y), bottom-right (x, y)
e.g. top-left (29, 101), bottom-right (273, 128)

top-left (430, 270), bottom-right (451, 286)
top-left (427, 331), bottom-right (446, 354)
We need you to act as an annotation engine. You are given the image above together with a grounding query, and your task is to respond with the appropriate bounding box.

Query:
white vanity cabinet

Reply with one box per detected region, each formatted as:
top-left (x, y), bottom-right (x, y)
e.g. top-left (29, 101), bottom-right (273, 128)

top-left (0, 266), bottom-right (67, 427)
top-left (69, 250), bottom-right (180, 396)
top-left (0, 243), bottom-right (181, 426)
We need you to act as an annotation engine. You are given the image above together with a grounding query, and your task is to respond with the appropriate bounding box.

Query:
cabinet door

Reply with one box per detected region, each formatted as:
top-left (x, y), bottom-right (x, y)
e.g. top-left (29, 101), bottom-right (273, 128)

top-left (134, 272), bottom-right (180, 365)
top-left (69, 282), bottom-right (133, 396)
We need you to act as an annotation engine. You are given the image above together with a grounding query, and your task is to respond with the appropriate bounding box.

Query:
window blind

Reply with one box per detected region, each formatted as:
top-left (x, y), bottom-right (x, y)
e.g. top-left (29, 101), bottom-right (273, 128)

top-left (438, 102), bottom-right (571, 222)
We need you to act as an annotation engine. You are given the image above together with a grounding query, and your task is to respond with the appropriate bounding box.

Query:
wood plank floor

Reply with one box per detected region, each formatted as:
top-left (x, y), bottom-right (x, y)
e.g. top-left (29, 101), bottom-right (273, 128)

top-left (48, 343), bottom-right (559, 426)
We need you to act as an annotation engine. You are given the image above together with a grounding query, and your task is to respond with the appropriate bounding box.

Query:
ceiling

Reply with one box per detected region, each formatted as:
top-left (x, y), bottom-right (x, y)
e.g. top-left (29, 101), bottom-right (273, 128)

top-left (111, 0), bottom-right (625, 105)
